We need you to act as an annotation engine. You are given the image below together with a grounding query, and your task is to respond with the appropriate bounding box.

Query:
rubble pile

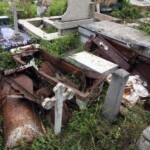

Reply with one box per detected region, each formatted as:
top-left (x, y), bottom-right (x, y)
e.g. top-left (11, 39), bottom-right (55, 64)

top-left (0, 45), bottom-right (106, 149)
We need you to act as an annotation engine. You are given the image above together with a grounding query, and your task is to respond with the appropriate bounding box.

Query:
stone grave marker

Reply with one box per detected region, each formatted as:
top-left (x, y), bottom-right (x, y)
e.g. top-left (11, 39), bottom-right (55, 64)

top-left (103, 69), bottom-right (130, 122)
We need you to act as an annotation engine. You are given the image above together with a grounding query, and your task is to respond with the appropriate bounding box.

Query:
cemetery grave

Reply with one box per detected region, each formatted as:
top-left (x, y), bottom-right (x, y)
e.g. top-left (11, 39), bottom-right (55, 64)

top-left (0, 0), bottom-right (149, 149)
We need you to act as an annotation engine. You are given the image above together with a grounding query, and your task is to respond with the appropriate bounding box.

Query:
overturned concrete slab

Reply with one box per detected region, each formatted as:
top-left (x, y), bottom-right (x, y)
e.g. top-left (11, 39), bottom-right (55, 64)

top-left (67, 51), bottom-right (118, 75)
top-left (79, 21), bottom-right (150, 56)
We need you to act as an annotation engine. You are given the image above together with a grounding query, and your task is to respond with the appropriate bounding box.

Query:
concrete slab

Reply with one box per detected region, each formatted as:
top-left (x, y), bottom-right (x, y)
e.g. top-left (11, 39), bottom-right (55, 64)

top-left (79, 21), bottom-right (150, 55)
top-left (67, 51), bottom-right (118, 75)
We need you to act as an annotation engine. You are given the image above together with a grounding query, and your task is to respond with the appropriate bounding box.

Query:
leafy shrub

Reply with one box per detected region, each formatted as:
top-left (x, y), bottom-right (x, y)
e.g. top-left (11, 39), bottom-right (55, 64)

top-left (0, 51), bottom-right (16, 70)
top-left (50, 0), bottom-right (67, 16)
top-left (139, 24), bottom-right (150, 35)
top-left (111, 0), bottom-right (143, 22)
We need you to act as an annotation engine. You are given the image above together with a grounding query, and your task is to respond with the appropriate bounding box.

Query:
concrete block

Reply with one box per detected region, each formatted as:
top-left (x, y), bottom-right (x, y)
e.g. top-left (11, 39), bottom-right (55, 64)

top-left (55, 19), bottom-right (94, 30)
top-left (67, 51), bottom-right (118, 75)
top-left (103, 69), bottom-right (130, 122)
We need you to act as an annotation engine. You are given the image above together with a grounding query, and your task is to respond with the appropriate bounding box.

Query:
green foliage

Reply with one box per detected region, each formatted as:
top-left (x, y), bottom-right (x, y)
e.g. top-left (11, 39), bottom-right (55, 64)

top-left (0, 1), bottom-right (36, 20)
top-left (111, 0), bottom-right (143, 22)
top-left (40, 33), bottom-right (80, 56)
top-left (0, 0), bottom-right (67, 20)
top-left (50, 0), bottom-right (67, 16)
top-left (17, 2), bottom-right (36, 19)
top-left (0, 1), bottom-right (10, 16)
top-left (139, 24), bottom-right (150, 35)
top-left (42, 26), bottom-right (57, 33)
top-left (0, 51), bottom-right (16, 71)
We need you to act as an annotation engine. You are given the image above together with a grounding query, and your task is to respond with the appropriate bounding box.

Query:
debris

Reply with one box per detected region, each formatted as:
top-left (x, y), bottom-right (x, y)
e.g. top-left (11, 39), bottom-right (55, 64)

top-left (107, 74), bottom-right (149, 107)
top-left (85, 34), bottom-right (150, 91)
top-left (0, 45), bottom-right (105, 145)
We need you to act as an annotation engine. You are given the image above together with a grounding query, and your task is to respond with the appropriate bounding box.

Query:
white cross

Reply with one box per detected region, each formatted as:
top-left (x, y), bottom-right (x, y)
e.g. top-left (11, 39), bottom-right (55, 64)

top-left (42, 83), bottom-right (75, 134)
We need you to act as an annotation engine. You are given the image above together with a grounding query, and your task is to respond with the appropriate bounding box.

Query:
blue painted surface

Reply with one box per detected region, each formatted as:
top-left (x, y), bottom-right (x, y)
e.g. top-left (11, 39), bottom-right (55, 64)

top-left (0, 25), bottom-right (32, 50)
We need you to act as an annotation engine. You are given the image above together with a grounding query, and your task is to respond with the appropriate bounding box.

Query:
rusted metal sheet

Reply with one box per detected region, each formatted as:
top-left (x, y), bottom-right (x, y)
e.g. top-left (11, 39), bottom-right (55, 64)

top-left (1, 82), bottom-right (45, 149)
top-left (86, 35), bottom-right (150, 91)
top-left (86, 35), bottom-right (130, 70)
top-left (2, 47), bottom-right (106, 133)
top-left (10, 48), bottom-right (106, 102)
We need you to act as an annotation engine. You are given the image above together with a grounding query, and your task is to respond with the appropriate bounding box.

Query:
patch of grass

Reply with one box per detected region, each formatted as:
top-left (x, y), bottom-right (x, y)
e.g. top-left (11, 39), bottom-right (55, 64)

top-left (111, 0), bottom-right (144, 22)
top-left (50, 0), bottom-right (67, 16)
top-left (0, 0), bottom-right (67, 21)
top-left (42, 26), bottom-right (57, 33)
top-left (0, 51), bottom-right (16, 71)
top-left (0, 1), bottom-right (36, 20)
top-left (139, 24), bottom-right (150, 35)
top-left (17, 2), bottom-right (36, 19)
top-left (0, 1), bottom-right (10, 16)
top-left (40, 33), bottom-right (80, 56)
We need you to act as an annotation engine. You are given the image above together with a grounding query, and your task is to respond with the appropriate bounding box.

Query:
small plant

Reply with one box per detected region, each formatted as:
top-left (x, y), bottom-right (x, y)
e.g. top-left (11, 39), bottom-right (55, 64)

top-left (0, 51), bottom-right (16, 71)
top-left (42, 26), bottom-right (57, 33)
top-left (40, 33), bottom-right (80, 56)
top-left (111, 0), bottom-right (143, 22)
top-left (50, 0), bottom-right (67, 16)
top-left (139, 24), bottom-right (150, 35)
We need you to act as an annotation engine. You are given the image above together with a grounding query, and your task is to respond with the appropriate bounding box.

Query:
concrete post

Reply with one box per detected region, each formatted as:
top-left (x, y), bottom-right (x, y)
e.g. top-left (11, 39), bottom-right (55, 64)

top-left (103, 69), bottom-right (130, 122)
top-left (11, 2), bottom-right (23, 39)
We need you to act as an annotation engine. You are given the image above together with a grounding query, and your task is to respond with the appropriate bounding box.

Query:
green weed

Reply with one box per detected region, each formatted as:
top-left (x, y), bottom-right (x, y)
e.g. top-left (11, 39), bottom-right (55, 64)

top-left (42, 26), bottom-right (57, 34)
top-left (50, 0), bottom-right (67, 16)
top-left (40, 33), bottom-right (80, 56)
top-left (0, 51), bottom-right (16, 70)
top-left (111, 0), bottom-right (144, 22)
top-left (139, 24), bottom-right (150, 35)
